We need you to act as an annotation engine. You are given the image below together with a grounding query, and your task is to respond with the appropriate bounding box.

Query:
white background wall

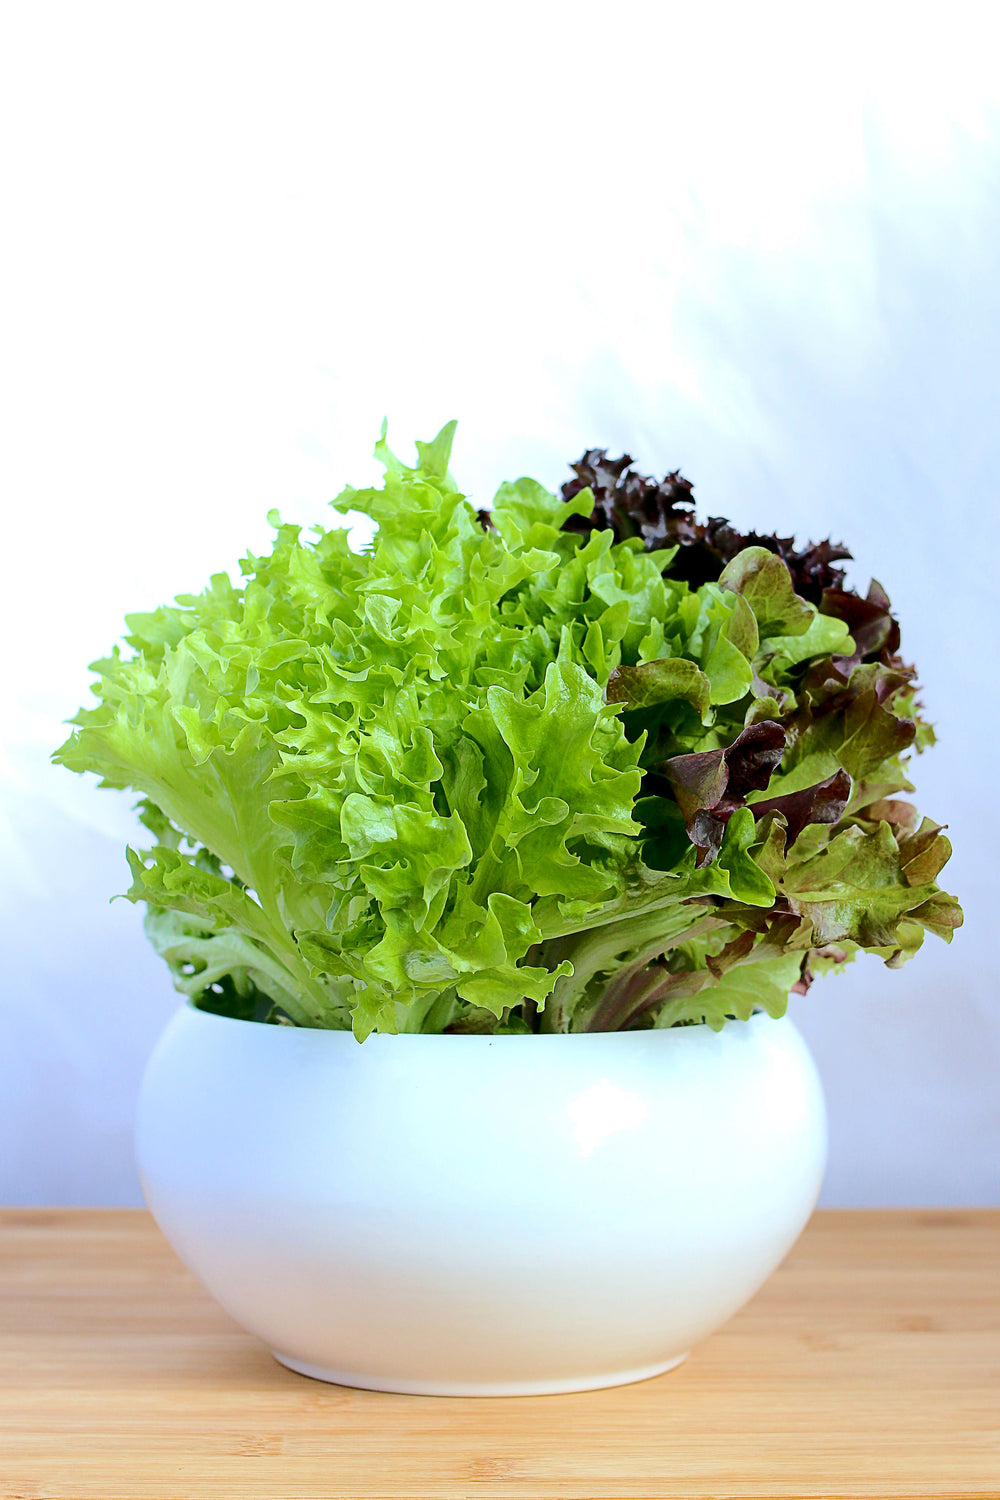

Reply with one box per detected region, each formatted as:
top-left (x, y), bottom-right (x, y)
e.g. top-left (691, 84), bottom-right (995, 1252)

top-left (1, 3), bottom-right (997, 1206)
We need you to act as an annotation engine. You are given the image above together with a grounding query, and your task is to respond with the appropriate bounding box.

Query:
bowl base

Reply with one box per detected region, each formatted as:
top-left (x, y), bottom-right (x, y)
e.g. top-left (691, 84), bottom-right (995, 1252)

top-left (272, 1349), bottom-right (688, 1396)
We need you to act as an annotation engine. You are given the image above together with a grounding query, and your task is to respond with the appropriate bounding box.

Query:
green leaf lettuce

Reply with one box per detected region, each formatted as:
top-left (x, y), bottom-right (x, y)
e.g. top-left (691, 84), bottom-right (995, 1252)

top-left (55, 426), bottom-right (961, 1036)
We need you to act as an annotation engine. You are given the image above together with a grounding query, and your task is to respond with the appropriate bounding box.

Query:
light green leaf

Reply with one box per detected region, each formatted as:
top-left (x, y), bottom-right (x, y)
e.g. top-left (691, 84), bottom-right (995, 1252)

top-left (719, 547), bottom-right (814, 636)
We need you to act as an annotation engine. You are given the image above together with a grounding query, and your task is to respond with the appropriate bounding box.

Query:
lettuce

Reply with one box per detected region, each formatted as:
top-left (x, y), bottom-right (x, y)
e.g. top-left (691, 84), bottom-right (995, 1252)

top-left (55, 425), bottom-right (961, 1037)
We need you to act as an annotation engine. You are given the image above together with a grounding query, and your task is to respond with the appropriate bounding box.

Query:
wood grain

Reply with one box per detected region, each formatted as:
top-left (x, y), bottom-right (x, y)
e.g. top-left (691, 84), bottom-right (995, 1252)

top-left (0, 1208), bottom-right (997, 1499)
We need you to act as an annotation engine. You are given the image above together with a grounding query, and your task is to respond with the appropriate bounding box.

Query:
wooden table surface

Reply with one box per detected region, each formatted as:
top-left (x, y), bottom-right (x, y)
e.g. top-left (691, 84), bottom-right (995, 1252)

top-left (1, 1209), bottom-right (998, 1500)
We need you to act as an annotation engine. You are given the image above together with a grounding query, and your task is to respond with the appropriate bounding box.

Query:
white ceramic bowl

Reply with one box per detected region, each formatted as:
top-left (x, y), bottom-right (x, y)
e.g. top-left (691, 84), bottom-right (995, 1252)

top-left (136, 1005), bottom-right (826, 1395)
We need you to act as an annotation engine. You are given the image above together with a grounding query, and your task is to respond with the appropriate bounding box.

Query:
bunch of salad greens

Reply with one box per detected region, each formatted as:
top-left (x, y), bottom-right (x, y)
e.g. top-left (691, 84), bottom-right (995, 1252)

top-left (55, 425), bottom-right (961, 1039)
